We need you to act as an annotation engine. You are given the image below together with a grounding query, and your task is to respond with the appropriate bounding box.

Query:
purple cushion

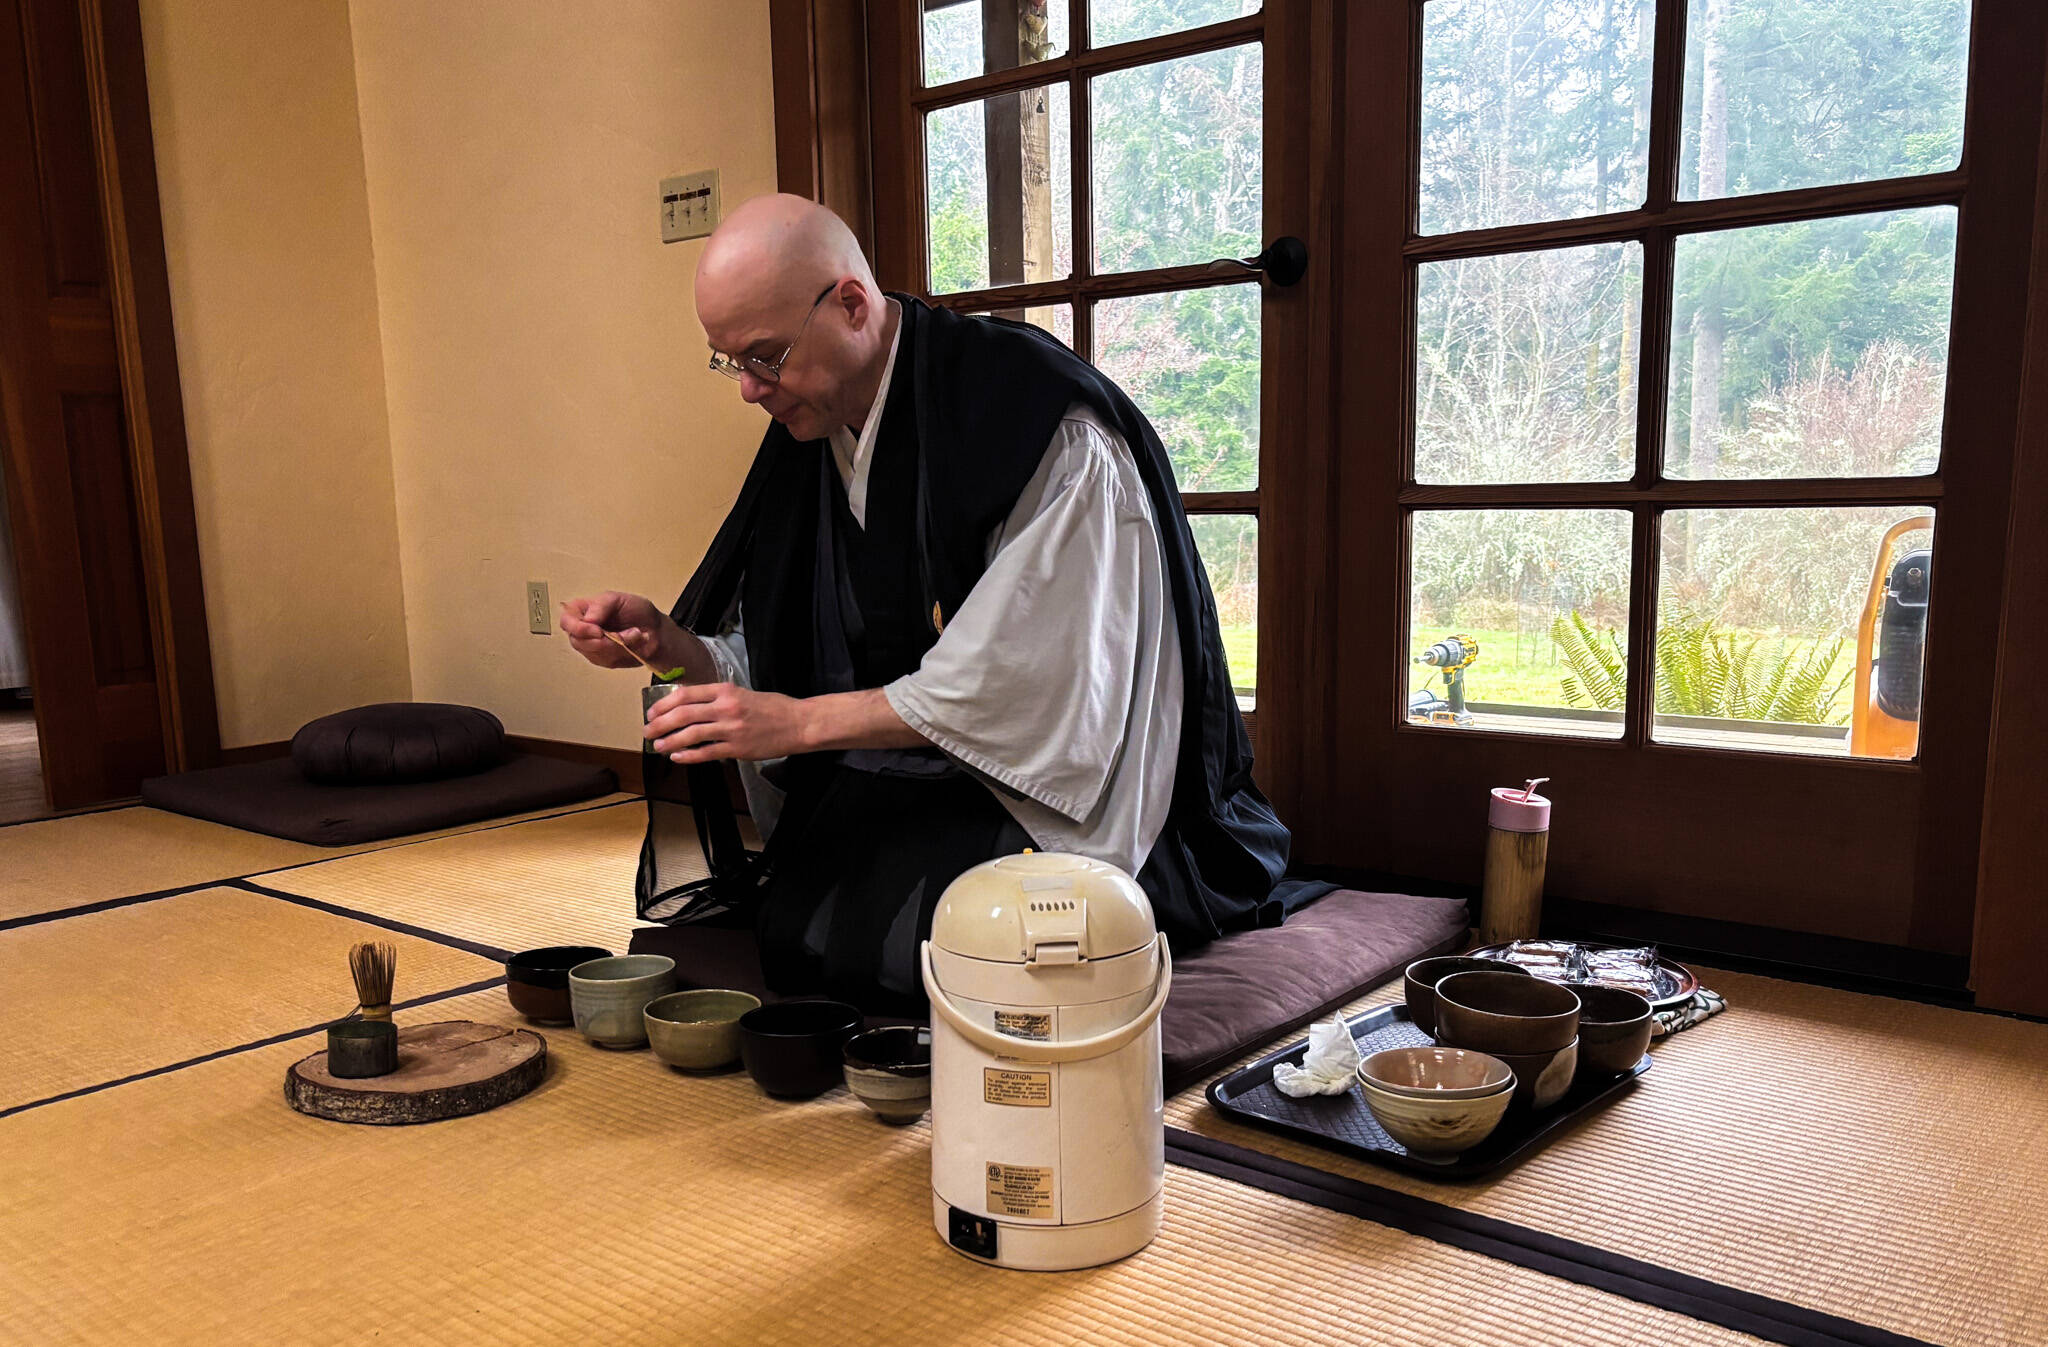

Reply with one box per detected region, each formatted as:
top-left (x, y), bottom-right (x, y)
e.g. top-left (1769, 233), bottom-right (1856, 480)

top-left (630, 888), bottom-right (1469, 1094)
top-left (291, 703), bottom-right (506, 785)
top-left (1154, 888), bottom-right (1468, 1092)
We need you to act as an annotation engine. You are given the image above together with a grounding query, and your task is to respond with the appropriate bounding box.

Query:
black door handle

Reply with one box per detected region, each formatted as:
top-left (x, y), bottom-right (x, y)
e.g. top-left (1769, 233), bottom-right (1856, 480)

top-left (1209, 236), bottom-right (1309, 287)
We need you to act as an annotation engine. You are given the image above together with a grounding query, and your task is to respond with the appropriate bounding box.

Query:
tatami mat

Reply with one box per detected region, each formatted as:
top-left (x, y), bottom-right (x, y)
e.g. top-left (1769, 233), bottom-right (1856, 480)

top-left (0, 987), bottom-right (1771, 1347)
top-left (0, 794), bottom-right (636, 922)
top-left (1168, 968), bottom-right (2048, 1347)
top-left (0, 886), bottom-right (501, 1112)
top-left (251, 801), bottom-right (674, 958)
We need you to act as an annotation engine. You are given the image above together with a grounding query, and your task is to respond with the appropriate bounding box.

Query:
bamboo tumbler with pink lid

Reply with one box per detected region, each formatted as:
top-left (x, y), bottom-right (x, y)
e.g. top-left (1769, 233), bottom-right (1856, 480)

top-left (1480, 778), bottom-right (1551, 945)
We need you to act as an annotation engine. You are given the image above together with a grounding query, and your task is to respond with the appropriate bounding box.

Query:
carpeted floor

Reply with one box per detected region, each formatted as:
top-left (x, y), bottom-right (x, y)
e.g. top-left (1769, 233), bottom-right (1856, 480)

top-left (3, 799), bottom-right (2042, 1346)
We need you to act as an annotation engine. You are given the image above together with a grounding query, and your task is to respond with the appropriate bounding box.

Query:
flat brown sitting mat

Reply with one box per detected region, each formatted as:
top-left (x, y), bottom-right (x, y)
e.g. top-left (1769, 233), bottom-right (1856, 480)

top-left (1167, 968), bottom-right (2048, 1347)
top-left (253, 803), bottom-right (663, 956)
top-left (0, 987), bottom-right (1774, 1347)
top-left (0, 795), bottom-right (637, 924)
top-left (0, 887), bottom-right (503, 1113)
top-left (285, 1020), bottom-right (547, 1124)
top-left (142, 752), bottom-right (618, 846)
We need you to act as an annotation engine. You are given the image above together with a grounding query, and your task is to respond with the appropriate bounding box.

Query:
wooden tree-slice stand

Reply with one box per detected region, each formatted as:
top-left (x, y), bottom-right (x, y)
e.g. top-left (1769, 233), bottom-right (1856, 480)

top-left (285, 1021), bottom-right (547, 1125)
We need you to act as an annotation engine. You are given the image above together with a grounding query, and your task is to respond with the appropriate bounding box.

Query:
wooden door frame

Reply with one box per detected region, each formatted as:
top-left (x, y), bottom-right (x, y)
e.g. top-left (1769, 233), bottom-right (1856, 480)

top-left (1970, 19), bottom-right (2048, 1019)
top-left (0, 0), bottom-right (218, 806)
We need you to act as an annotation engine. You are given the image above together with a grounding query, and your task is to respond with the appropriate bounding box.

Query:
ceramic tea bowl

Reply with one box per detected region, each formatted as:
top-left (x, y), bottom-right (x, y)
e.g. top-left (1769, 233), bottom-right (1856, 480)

top-left (739, 999), bottom-right (864, 1099)
top-left (1402, 956), bottom-right (1529, 1036)
top-left (1434, 969), bottom-right (1581, 1055)
top-left (1358, 1045), bottom-right (1515, 1101)
top-left (1572, 984), bottom-right (1654, 1075)
top-left (1486, 1038), bottom-right (1580, 1109)
top-left (842, 1026), bottom-right (932, 1125)
top-left (505, 945), bottom-right (613, 1026)
top-left (568, 955), bottom-right (676, 1049)
top-left (1356, 1071), bottom-right (1514, 1156)
top-left (643, 989), bottom-right (761, 1072)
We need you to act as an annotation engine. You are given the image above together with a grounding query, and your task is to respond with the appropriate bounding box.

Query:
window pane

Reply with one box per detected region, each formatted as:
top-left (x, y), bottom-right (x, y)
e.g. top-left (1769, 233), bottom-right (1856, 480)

top-left (924, 0), bottom-right (1070, 88)
top-left (1419, 0), bottom-right (1655, 235)
top-left (927, 84), bottom-right (1073, 295)
top-left (978, 302), bottom-right (1074, 349)
top-left (1092, 44), bottom-right (1262, 275)
top-left (1092, 0), bottom-right (1258, 48)
top-left (1679, 0), bottom-right (1969, 201)
top-left (1409, 509), bottom-right (1632, 738)
top-left (1095, 286), bottom-right (1260, 491)
top-left (1191, 514), bottom-right (1258, 701)
top-left (1667, 207), bottom-right (1955, 479)
top-left (1416, 242), bottom-right (1641, 485)
top-left (1654, 508), bottom-right (1934, 758)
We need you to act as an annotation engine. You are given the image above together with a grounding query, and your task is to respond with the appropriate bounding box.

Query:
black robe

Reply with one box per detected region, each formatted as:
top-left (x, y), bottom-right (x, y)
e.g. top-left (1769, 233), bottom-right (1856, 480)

top-left (638, 296), bottom-right (1327, 1012)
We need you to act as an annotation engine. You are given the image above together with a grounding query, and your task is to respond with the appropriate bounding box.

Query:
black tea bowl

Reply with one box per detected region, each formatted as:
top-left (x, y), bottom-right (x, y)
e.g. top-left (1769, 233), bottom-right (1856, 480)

top-left (739, 999), bottom-right (864, 1099)
top-left (505, 945), bottom-right (613, 1025)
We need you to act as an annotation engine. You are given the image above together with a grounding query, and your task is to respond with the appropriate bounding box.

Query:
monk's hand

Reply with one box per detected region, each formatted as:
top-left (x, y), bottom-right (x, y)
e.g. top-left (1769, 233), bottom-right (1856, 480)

top-left (560, 591), bottom-right (669, 670)
top-left (647, 682), bottom-right (812, 764)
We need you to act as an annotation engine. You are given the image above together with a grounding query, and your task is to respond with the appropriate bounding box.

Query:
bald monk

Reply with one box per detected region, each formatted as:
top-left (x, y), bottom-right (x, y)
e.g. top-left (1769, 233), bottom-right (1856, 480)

top-left (563, 195), bottom-right (1325, 1014)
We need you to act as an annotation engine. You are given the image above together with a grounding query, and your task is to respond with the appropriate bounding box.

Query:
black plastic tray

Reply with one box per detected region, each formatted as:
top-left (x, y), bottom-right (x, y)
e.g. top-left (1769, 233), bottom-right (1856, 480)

top-left (1204, 1003), bottom-right (1649, 1179)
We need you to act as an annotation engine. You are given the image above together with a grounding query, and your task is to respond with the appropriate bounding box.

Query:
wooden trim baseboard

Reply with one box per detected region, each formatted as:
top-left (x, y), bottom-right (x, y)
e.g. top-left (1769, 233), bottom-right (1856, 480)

top-left (217, 740), bottom-right (288, 766)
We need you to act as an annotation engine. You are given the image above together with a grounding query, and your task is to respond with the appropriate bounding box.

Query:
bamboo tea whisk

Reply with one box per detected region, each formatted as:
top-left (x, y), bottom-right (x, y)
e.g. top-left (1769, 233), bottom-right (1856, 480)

top-left (349, 941), bottom-right (397, 1022)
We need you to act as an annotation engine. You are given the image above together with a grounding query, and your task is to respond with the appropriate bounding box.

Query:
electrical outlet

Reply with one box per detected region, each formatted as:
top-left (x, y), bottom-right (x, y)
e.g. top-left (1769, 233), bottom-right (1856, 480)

top-left (526, 581), bottom-right (551, 635)
top-left (660, 169), bottom-right (720, 243)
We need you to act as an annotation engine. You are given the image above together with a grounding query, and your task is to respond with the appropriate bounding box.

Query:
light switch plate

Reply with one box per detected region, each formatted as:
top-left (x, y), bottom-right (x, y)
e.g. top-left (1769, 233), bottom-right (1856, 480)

top-left (526, 580), bottom-right (551, 635)
top-left (661, 169), bottom-right (719, 243)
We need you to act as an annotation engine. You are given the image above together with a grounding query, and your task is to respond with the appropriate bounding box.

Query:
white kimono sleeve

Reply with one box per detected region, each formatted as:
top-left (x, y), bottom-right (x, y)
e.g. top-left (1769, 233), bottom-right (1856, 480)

top-left (883, 406), bottom-right (1182, 875)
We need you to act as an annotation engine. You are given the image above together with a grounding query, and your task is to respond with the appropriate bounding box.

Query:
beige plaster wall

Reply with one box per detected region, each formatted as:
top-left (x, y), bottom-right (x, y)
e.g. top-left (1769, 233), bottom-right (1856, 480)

top-left (347, 0), bottom-right (778, 749)
top-left (139, 0), bottom-right (413, 747)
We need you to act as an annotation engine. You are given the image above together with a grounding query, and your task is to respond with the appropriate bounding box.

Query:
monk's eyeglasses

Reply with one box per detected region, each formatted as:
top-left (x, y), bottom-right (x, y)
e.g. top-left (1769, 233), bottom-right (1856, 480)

top-left (708, 282), bottom-right (838, 384)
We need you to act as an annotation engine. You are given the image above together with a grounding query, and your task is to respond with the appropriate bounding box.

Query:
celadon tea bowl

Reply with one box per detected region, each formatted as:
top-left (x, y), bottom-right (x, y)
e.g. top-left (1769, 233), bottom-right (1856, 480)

top-left (568, 955), bottom-right (676, 1049)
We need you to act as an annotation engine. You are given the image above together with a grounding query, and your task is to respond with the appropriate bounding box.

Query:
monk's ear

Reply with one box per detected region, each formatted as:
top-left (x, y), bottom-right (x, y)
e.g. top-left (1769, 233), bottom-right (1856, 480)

top-left (838, 278), bottom-right (876, 332)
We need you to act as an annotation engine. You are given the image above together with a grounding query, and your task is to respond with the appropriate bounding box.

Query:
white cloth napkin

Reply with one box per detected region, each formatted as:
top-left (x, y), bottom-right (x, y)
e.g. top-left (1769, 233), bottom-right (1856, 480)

top-left (1271, 1014), bottom-right (1362, 1097)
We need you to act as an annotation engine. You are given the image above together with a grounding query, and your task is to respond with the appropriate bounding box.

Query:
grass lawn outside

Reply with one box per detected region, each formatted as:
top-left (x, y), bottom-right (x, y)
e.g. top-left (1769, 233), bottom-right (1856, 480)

top-left (1410, 623), bottom-right (1858, 721)
top-left (1215, 620), bottom-right (1855, 725)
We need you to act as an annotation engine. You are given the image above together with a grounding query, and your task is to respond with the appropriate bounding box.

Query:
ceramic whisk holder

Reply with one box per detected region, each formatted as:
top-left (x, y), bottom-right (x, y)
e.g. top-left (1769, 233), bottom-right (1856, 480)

top-left (327, 1019), bottom-right (398, 1079)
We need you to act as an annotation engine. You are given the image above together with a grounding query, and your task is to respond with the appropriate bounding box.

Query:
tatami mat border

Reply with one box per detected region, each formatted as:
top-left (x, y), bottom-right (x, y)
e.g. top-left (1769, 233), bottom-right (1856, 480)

top-left (1165, 1129), bottom-right (1932, 1347)
top-left (0, 976), bottom-right (507, 1121)
top-left (231, 880), bottom-right (516, 963)
top-left (0, 878), bottom-right (224, 932)
top-left (0, 796), bottom-right (641, 931)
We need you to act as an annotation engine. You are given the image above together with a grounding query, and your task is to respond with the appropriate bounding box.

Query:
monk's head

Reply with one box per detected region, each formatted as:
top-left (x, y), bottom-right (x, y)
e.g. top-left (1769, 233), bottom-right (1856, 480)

top-left (696, 195), bottom-right (893, 443)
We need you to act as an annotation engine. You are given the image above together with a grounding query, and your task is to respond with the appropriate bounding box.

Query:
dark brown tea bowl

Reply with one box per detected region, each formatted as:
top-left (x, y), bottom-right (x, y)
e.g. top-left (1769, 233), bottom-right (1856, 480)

top-left (504, 945), bottom-right (613, 1025)
top-left (739, 999), bottom-right (864, 1099)
top-left (1403, 956), bottom-right (1530, 1036)
top-left (1434, 969), bottom-right (1581, 1056)
top-left (1572, 984), bottom-right (1654, 1076)
top-left (1488, 1039), bottom-right (1580, 1109)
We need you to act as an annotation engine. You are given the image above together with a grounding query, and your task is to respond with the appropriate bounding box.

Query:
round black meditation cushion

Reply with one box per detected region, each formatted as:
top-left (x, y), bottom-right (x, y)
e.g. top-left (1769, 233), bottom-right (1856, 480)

top-left (291, 703), bottom-right (509, 785)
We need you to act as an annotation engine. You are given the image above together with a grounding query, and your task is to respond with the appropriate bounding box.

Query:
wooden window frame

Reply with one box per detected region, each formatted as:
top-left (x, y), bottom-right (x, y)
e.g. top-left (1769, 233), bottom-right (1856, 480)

top-left (1337, 0), bottom-right (2048, 965)
top-left (861, 1), bottom-right (1337, 750)
top-left (776, 0), bottom-right (2048, 1009)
